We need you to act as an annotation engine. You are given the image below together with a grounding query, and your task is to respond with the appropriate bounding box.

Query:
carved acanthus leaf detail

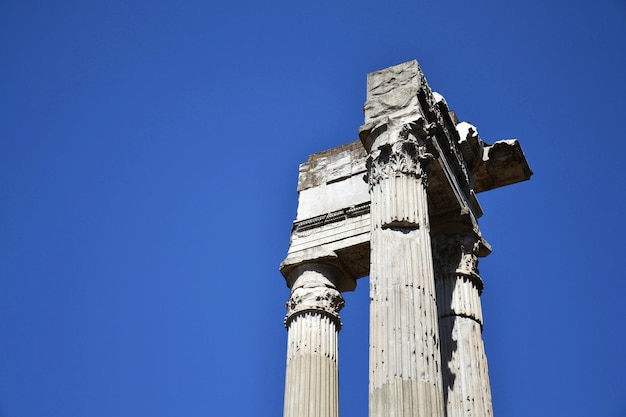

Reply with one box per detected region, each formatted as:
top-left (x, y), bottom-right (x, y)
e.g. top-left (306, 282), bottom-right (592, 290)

top-left (365, 120), bottom-right (437, 189)
top-left (432, 234), bottom-right (482, 284)
top-left (285, 285), bottom-right (344, 328)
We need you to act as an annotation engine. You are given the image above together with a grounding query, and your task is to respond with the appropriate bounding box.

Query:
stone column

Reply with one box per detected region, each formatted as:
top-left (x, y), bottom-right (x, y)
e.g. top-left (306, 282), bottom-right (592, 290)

top-left (433, 233), bottom-right (493, 417)
top-left (365, 126), bottom-right (445, 417)
top-left (361, 60), bottom-right (445, 417)
top-left (283, 262), bottom-right (345, 417)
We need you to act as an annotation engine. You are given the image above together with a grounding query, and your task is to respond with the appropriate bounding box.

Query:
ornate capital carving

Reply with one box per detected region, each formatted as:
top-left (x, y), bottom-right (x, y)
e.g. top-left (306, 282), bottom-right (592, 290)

top-left (432, 234), bottom-right (483, 290)
top-left (285, 286), bottom-right (344, 327)
top-left (284, 264), bottom-right (345, 329)
top-left (365, 120), bottom-right (437, 189)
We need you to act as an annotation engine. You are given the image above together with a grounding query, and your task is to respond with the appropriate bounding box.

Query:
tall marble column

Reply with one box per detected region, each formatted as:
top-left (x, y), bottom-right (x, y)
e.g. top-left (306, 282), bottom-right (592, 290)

top-left (283, 262), bottom-right (345, 417)
top-left (433, 233), bottom-right (493, 417)
top-left (365, 126), bottom-right (445, 417)
top-left (361, 61), bottom-right (445, 417)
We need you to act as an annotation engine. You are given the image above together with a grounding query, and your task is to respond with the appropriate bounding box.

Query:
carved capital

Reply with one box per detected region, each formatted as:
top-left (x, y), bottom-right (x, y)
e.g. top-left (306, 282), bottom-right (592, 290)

top-left (432, 234), bottom-right (484, 290)
top-left (285, 286), bottom-right (344, 327)
top-left (365, 120), bottom-right (437, 189)
top-left (284, 263), bottom-right (345, 329)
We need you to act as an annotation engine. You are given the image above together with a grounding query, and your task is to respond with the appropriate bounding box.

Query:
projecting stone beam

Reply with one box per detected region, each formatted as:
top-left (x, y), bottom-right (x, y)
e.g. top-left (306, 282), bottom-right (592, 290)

top-left (456, 121), bottom-right (532, 193)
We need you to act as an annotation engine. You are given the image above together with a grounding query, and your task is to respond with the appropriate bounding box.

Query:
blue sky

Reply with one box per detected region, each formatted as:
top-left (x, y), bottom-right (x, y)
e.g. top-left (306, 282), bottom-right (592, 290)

top-left (2, 1), bottom-right (626, 416)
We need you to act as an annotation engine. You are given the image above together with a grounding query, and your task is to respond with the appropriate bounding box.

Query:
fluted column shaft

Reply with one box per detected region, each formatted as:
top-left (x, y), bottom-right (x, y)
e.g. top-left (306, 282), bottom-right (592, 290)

top-left (367, 133), bottom-right (445, 417)
top-left (433, 234), bottom-right (493, 417)
top-left (283, 263), bottom-right (344, 417)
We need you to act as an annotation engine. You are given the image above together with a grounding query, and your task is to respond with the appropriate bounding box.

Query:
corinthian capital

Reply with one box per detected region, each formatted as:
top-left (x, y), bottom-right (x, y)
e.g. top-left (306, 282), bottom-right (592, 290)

top-left (284, 263), bottom-right (345, 329)
top-left (432, 234), bottom-right (487, 285)
top-left (365, 120), bottom-right (437, 189)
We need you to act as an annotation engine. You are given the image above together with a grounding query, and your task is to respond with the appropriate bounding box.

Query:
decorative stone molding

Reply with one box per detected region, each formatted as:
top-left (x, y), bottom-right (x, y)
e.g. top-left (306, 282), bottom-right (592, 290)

top-left (285, 286), bottom-right (344, 329)
top-left (292, 202), bottom-right (369, 233)
top-left (365, 135), bottom-right (435, 189)
top-left (432, 233), bottom-right (487, 289)
top-left (432, 233), bottom-right (490, 325)
top-left (284, 263), bottom-right (345, 329)
top-left (364, 120), bottom-right (439, 230)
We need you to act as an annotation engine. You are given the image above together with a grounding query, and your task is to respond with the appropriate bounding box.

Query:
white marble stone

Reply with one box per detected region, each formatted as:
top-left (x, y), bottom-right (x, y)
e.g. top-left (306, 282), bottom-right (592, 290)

top-left (280, 58), bottom-right (532, 417)
top-left (433, 233), bottom-right (493, 417)
top-left (283, 264), bottom-right (344, 417)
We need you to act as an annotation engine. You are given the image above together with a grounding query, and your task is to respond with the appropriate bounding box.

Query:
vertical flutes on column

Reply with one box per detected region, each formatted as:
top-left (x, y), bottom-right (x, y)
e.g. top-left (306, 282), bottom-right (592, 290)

top-left (366, 123), bottom-right (445, 417)
top-left (433, 233), bottom-right (494, 417)
top-left (283, 263), bottom-right (344, 417)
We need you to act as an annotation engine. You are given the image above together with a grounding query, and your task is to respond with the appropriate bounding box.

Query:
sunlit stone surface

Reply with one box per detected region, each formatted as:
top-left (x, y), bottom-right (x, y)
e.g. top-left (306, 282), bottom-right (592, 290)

top-left (280, 59), bottom-right (531, 417)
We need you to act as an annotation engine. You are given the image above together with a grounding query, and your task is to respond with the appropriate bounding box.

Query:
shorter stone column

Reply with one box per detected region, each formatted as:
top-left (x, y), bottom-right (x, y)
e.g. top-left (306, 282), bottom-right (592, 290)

top-left (433, 233), bottom-right (493, 417)
top-left (283, 262), bottom-right (345, 417)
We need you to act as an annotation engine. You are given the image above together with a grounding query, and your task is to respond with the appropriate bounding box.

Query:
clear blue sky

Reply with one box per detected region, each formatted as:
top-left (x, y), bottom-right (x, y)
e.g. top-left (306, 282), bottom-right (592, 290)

top-left (2, 1), bottom-right (626, 416)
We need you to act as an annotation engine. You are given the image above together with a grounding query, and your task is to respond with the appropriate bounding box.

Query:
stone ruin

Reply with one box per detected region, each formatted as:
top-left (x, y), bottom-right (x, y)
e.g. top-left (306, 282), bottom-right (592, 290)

top-left (280, 60), bottom-right (532, 417)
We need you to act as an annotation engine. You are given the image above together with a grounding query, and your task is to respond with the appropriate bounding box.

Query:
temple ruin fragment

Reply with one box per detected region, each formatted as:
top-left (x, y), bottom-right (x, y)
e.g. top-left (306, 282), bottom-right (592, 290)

top-left (280, 60), bottom-right (532, 417)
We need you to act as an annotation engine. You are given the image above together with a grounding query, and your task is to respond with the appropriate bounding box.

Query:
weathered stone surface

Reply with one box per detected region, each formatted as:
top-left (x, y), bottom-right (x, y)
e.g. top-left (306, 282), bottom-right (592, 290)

top-left (474, 139), bottom-right (533, 193)
top-left (439, 316), bottom-right (493, 417)
top-left (280, 59), bottom-right (532, 417)
top-left (281, 141), bottom-right (370, 292)
top-left (296, 141), bottom-right (368, 219)
top-left (283, 64), bottom-right (531, 289)
top-left (285, 264), bottom-right (345, 329)
top-left (432, 232), bottom-right (493, 417)
top-left (363, 60), bottom-right (426, 125)
top-left (456, 121), bottom-right (532, 193)
top-left (284, 208), bottom-right (370, 285)
top-left (363, 61), bottom-right (446, 417)
top-left (283, 263), bottom-right (344, 417)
